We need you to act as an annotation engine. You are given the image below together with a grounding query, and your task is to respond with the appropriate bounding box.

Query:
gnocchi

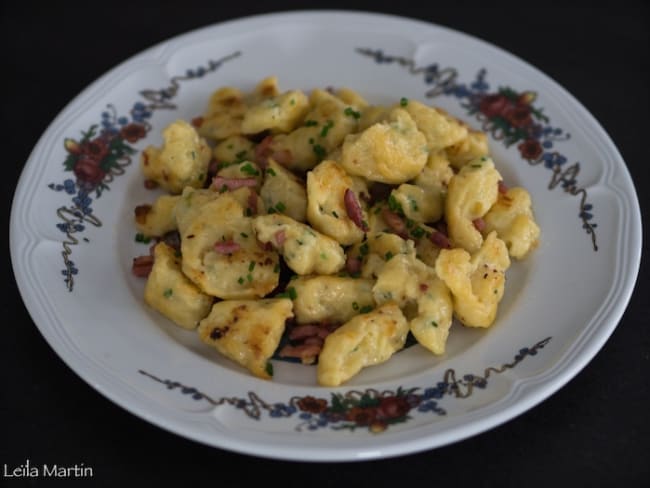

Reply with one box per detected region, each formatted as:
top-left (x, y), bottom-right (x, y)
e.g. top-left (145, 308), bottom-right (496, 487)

top-left (131, 77), bottom-right (540, 386)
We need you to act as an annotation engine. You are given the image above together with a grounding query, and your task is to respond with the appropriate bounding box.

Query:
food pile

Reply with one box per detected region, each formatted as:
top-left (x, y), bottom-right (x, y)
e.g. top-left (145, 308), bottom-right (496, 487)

top-left (131, 76), bottom-right (540, 386)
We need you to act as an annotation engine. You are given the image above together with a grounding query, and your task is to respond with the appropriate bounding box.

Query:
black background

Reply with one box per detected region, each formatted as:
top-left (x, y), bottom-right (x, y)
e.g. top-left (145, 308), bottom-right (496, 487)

top-left (2, 3), bottom-right (648, 487)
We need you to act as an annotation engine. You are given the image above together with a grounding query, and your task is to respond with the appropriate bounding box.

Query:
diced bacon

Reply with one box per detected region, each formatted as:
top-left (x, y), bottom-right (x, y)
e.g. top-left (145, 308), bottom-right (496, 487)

top-left (144, 179), bottom-right (158, 189)
top-left (498, 180), bottom-right (509, 194)
top-left (191, 116), bottom-right (204, 128)
top-left (254, 135), bottom-right (292, 168)
top-left (303, 336), bottom-right (324, 347)
top-left (213, 240), bottom-right (241, 254)
top-left (278, 343), bottom-right (322, 364)
top-left (419, 283), bottom-right (429, 292)
top-left (208, 159), bottom-right (220, 176)
top-left (271, 149), bottom-right (293, 166)
top-left (430, 231), bottom-right (452, 249)
top-left (381, 208), bottom-right (408, 239)
top-left (344, 188), bottom-right (368, 232)
top-left (289, 324), bottom-right (325, 341)
top-left (254, 135), bottom-right (273, 167)
top-left (346, 254), bottom-right (362, 274)
top-left (212, 176), bottom-right (257, 192)
top-left (132, 255), bottom-right (154, 277)
top-left (472, 218), bottom-right (486, 232)
top-left (274, 229), bottom-right (286, 247)
top-left (134, 204), bottom-right (152, 225)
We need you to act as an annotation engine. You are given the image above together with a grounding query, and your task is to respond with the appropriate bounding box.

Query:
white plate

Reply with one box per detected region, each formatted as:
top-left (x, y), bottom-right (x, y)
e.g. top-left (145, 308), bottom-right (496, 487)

top-left (10, 11), bottom-right (642, 461)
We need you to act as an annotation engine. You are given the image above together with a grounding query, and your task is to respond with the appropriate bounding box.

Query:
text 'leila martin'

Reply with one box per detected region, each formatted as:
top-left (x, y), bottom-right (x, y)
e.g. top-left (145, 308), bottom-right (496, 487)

top-left (3, 460), bottom-right (93, 478)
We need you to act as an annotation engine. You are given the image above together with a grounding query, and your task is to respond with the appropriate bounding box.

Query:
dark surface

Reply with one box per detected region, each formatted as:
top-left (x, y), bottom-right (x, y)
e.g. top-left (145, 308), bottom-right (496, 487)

top-left (2, 3), bottom-right (648, 487)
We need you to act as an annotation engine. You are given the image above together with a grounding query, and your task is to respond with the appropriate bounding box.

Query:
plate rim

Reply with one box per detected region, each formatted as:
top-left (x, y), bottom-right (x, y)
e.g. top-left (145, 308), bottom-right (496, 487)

top-left (9, 9), bottom-right (643, 461)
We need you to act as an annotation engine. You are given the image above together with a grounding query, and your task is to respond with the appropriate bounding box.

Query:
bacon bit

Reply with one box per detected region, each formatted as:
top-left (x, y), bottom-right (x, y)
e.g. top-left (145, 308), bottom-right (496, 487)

top-left (208, 159), bottom-right (220, 176)
top-left (134, 204), bottom-right (152, 225)
top-left (382, 208), bottom-right (408, 239)
top-left (344, 188), bottom-right (368, 232)
top-left (132, 255), bottom-right (154, 277)
top-left (346, 254), bottom-right (362, 274)
top-left (274, 229), bottom-right (286, 247)
top-left (430, 231), bottom-right (452, 249)
top-left (254, 135), bottom-right (274, 167)
top-left (498, 180), bottom-right (509, 194)
top-left (247, 189), bottom-right (258, 215)
top-left (211, 176), bottom-right (258, 191)
top-left (213, 240), bottom-right (241, 254)
top-left (419, 283), bottom-right (429, 292)
top-left (303, 336), bottom-right (324, 347)
top-left (144, 179), bottom-right (158, 190)
top-left (473, 218), bottom-right (486, 232)
top-left (278, 343), bottom-right (322, 364)
top-left (142, 152), bottom-right (149, 166)
top-left (273, 150), bottom-right (293, 167)
top-left (191, 116), bottom-right (204, 128)
top-left (289, 324), bottom-right (326, 341)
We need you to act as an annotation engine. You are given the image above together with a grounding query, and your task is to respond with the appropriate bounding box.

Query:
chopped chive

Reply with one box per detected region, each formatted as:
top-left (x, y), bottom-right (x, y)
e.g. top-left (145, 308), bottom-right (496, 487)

top-left (248, 261), bottom-right (256, 272)
top-left (385, 251), bottom-right (394, 261)
top-left (246, 273), bottom-right (253, 282)
top-left (304, 120), bottom-right (318, 127)
top-left (265, 168), bottom-right (276, 176)
top-left (359, 305), bottom-right (373, 314)
top-left (400, 97), bottom-right (409, 107)
top-left (240, 163), bottom-right (259, 176)
top-left (411, 227), bottom-right (426, 239)
top-left (431, 320), bottom-right (438, 327)
top-left (265, 362), bottom-right (274, 377)
top-left (331, 210), bottom-right (339, 218)
top-left (235, 150), bottom-right (248, 162)
top-left (344, 107), bottom-right (361, 119)
top-left (240, 232), bottom-right (248, 238)
top-left (359, 242), bottom-right (369, 256)
top-left (190, 151), bottom-right (196, 160)
top-left (320, 120), bottom-right (334, 137)
top-left (313, 144), bottom-right (326, 159)
top-left (388, 194), bottom-right (403, 214)
top-left (352, 302), bottom-right (359, 311)
top-left (238, 276), bottom-right (245, 285)
top-left (163, 288), bottom-right (173, 298)
top-left (275, 201), bottom-right (286, 212)
top-left (320, 252), bottom-right (327, 260)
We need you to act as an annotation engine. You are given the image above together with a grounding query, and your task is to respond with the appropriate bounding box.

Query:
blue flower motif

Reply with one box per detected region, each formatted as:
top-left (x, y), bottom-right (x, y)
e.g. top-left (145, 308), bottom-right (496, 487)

top-left (417, 400), bottom-right (440, 412)
top-left (118, 116), bottom-right (129, 126)
top-left (63, 179), bottom-right (76, 194)
top-left (299, 412), bottom-right (312, 420)
top-left (542, 152), bottom-right (568, 168)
